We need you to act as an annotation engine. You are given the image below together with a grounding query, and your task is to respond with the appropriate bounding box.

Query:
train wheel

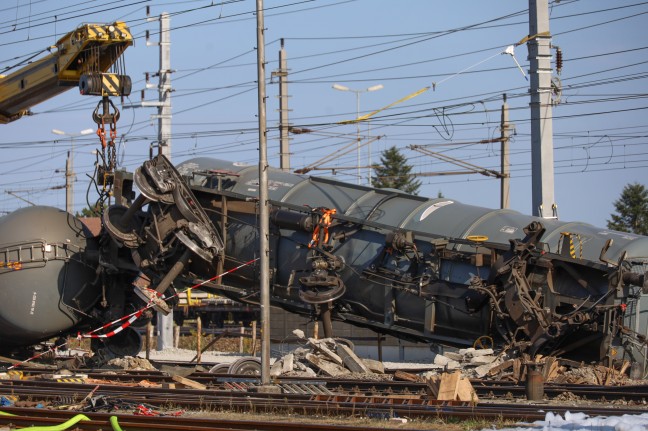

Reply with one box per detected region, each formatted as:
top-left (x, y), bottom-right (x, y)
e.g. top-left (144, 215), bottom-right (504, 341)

top-left (228, 357), bottom-right (261, 375)
top-left (104, 327), bottom-right (143, 357)
top-left (208, 363), bottom-right (230, 374)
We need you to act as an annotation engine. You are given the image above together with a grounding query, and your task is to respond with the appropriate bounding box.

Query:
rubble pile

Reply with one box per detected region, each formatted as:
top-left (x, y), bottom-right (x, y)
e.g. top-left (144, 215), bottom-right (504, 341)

top-left (270, 335), bottom-right (388, 380)
top-left (269, 330), bottom-right (641, 388)
top-left (479, 355), bottom-right (635, 386)
top-left (419, 347), bottom-right (501, 379)
top-left (106, 356), bottom-right (157, 371)
top-left (417, 351), bottom-right (638, 386)
top-left (556, 362), bottom-right (634, 385)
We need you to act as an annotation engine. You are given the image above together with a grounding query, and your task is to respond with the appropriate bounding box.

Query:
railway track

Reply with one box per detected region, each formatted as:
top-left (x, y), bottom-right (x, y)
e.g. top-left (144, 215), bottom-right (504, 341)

top-left (1, 362), bottom-right (646, 430)
top-left (0, 407), bottom-right (405, 431)
top-left (5, 366), bottom-right (647, 402)
top-left (0, 374), bottom-right (645, 428)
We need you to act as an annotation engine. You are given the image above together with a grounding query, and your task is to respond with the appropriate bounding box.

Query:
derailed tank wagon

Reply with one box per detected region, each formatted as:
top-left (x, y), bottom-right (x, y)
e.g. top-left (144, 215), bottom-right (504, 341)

top-left (175, 157), bottom-right (648, 364)
top-left (0, 155), bottom-right (646, 369)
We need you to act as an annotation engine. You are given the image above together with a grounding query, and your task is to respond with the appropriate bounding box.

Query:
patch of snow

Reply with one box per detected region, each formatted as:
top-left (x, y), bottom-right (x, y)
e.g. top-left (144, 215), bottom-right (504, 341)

top-left (482, 411), bottom-right (648, 431)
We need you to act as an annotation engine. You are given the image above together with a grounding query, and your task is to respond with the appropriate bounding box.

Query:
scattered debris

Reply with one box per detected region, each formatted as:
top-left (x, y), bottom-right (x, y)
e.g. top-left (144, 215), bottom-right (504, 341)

top-left (393, 370), bottom-right (420, 382)
top-left (171, 374), bottom-right (207, 390)
top-left (336, 344), bottom-right (370, 374)
top-left (106, 356), bottom-right (157, 371)
top-left (158, 364), bottom-right (203, 377)
top-left (292, 329), bottom-right (305, 339)
top-left (426, 371), bottom-right (479, 402)
top-left (389, 417), bottom-right (408, 424)
top-left (554, 391), bottom-right (582, 402)
top-left (271, 337), bottom-right (390, 379)
top-left (304, 352), bottom-right (350, 377)
top-left (268, 334), bottom-right (641, 389)
top-left (481, 355), bottom-right (637, 386)
top-left (0, 395), bottom-right (17, 407)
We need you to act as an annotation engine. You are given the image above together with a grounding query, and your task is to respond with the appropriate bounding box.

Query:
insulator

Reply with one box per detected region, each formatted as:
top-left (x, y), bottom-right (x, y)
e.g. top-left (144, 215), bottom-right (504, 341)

top-left (555, 48), bottom-right (563, 74)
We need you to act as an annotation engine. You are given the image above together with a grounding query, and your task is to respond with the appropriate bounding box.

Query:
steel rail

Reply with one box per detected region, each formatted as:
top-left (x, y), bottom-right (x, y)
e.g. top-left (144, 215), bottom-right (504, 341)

top-left (0, 379), bottom-right (645, 423)
top-left (0, 407), bottom-right (405, 431)
top-left (3, 367), bottom-right (648, 402)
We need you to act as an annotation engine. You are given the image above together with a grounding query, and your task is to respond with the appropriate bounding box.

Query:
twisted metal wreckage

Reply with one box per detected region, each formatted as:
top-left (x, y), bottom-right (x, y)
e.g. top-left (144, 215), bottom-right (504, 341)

top-left (0, 155), bottom-right (647, 370)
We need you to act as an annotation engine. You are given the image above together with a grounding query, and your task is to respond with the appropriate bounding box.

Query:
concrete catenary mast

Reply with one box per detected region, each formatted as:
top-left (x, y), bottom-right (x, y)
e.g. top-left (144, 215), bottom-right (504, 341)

top-left (156, 11), bottom-right (174, 350)
top-left (528, 0), bottom-right (556, 218)
top-left (276, 39), bottom-right (291, 172)
top-left (121, 11), bottom-right (174, 349)
top-left (255, 0), bottom-right (275, 390)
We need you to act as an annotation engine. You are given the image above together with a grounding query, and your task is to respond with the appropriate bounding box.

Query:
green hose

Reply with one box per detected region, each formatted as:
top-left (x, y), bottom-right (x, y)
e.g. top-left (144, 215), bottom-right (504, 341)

top-left (19, 413), bottom-right (90, 431)
top-left (109, 415), bottom-right (124, 431)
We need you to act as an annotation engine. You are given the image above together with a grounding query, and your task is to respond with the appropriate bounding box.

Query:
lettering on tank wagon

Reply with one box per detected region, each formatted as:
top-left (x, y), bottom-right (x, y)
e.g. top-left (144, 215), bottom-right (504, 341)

top-left (30, 292), bottom-right (37, 315)
top-left (419, 201), bottom-right (454, 221)
top-left (500, 226), bottom-right (518, 234)
top-left (244, 179), bottom-right (295, 191)
top-left (598, 230), bottom-right (640, 241)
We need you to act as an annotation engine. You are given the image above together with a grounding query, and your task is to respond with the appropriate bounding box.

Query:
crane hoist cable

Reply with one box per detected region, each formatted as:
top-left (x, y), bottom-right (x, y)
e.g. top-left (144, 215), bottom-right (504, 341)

top-left (78, 42), bottom-right (132, 208)
top-left (0, 21), bottom-right (133, 212)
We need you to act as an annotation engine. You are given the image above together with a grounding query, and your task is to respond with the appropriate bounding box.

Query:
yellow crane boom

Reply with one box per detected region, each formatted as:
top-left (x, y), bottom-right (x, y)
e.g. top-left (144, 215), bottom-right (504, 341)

top-left (0, 21), bottom-right (133, 124)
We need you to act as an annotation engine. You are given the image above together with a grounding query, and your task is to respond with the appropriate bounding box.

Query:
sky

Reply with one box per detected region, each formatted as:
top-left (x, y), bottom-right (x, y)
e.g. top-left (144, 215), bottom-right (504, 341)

top-left (0, 0), bottom-right (647, 228)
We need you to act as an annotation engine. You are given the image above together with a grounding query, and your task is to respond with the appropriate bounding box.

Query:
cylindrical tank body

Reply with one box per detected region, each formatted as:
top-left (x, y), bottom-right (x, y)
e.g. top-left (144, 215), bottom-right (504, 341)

top-left (179, 157), bottom-right (648, 263)
top-left (0, 206), bottom-right (99, 348)
top-left (178, 158), bottom-right (648, 345)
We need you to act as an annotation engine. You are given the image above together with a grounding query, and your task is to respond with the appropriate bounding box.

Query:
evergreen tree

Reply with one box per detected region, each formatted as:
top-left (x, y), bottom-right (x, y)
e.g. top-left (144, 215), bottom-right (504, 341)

top-left (606, 182), bottom-right (648, 235)
top-left (76, 204), bottom-right (104, 218)
top-left (372, 146), bottom-right (421, 195)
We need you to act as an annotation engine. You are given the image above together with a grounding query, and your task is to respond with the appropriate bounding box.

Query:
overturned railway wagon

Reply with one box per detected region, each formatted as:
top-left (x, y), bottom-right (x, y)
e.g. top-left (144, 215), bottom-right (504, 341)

top-left (175, 157), bottom-right (648, 364)
top-left (0, 155), bottom-right (646, 369)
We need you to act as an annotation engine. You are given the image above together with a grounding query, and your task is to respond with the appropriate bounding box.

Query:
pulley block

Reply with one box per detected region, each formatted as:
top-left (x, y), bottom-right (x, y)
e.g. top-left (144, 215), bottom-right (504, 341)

top-left (80, 72), bottom-right (132, 97)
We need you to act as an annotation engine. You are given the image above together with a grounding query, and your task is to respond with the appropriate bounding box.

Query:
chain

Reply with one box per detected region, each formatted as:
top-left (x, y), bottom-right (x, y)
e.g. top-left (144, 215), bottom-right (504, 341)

top-left (91, 96), bottom-right (121, 213)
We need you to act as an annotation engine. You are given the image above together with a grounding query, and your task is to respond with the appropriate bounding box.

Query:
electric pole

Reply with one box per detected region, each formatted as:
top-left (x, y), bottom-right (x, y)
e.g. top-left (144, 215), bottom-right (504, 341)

top-left (500, 94), bottom-right (511, 209)
top-left (123, 11), bottom-right (173, 158)
top-left (52, 128), bottom-right (93, 214)
top-left (139, 11), bottom-right (175, 349)
top-left (65, 153), bottom-right (73, 213)
top-left (528, 0), bottom-right (556, 218)
top-left (276, 39), bottom-right (291, 172)
top-left (255, 0), bottom-right (276, 391)
top-left (332, 84), bottom-right (383, 185)
top-left (122, 10), bottom-right (175, 350)
top-left (156, 12), bottom-right (174, 350)
top-left (157, 12), bottom-right (172, 159)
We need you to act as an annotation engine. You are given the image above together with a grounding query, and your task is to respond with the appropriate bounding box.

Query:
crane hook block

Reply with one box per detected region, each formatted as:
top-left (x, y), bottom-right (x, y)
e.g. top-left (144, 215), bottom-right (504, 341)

top-left (92, 97), bottom-right (121, 125)
top-left (80, 73), bottom-right (132, 97)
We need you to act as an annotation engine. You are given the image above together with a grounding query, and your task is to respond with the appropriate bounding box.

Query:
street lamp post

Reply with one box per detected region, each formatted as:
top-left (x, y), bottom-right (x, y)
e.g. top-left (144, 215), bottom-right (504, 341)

top-left (332, 84), bottom-right (383, 185)
top-left (52, 128), bottom-right (94, 214)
